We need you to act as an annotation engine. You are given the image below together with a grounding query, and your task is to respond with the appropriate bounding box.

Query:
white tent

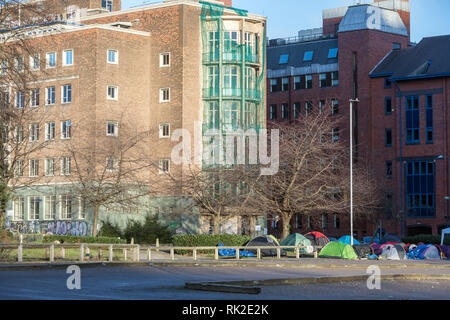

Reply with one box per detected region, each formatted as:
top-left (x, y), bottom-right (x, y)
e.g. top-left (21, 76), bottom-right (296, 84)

top-left (441, 228), bottom-right (450, 245)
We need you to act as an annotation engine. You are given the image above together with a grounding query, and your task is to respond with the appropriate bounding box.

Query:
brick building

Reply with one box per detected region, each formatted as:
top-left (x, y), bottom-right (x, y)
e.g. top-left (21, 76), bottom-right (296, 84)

top-left (267, 0), bottom-right (450, 239)
top-left (3, 0), bottom-right (268, 236)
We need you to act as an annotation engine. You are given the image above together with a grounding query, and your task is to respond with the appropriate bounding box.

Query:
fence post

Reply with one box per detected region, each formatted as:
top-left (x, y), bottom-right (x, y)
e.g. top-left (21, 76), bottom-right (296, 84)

top-left (80, 244), bottom-right (84, 262)
top-left (123, 249), bottom-right (127, 261)
top-left (214, 248), bottom-right (219, 260)
top-left (135, 245), bottom-right (140, 262)
top-left (156, 238), bottom-right (159, 252)
top-left (296, 246), bottom-right (300, 259)
top-left (109, 245), bottom-right (113, 262)
top-left (193, 248), bottom-right (197, 261)
top-left (277, 247), bottom-right (281, 259)
top-left (314, 248), bottom-right (318, 259)
top-left (170, 247), bottom-right (175, 260)
top-left (147, 248), bottom-right (152, 261)
top-left (98, 248), bottom-right (103, 261)
top-left (257, 248), bottom-right (261, 260)
top-left (18, 244), bottom-right (23, 262)
top-left (236, 248), bottom-right (240, 260)
top-left (85, 246), bottom-right (90, 260)
top-left (60, 247), bottom-right (65, 259)
top-left (50, 244), bottom-right (55, 262)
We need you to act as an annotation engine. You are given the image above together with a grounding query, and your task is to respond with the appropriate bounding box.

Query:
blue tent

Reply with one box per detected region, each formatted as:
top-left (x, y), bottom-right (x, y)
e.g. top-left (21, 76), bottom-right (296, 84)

top-left (407, 244), bottom-right (441, 260)
top-left (338, 235), bottom-right (360, 245)
top-left (217, 243), bottom-right (256, 257)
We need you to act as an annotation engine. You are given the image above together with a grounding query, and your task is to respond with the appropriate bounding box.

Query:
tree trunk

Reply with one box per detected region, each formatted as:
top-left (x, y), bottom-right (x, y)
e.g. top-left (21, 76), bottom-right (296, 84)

top-left (92, 205), bottom-right (99, 237)
top-left (0, 195), bottom-right (7, 230)
top-left (213, 215), bottom-right (220, 235)
top-left (281, 214), bottom-right (292, 240)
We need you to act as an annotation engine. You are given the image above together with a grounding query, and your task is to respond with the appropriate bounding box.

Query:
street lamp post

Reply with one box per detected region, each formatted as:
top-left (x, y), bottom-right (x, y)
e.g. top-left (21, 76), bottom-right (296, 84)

top-left (349, 98), bottom-right (359, 246)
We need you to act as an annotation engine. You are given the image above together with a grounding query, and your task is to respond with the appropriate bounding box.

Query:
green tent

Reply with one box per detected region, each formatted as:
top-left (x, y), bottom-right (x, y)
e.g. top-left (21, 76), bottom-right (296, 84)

top-left (280, 233), bottom-right (312, 253)
top-left (319, 241), bottom-right (358, 260)
top-left (268, 235), bottom-right (280, 245)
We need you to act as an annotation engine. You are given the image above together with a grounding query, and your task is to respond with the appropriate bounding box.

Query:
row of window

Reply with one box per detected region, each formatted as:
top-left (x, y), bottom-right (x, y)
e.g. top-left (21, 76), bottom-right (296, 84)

top-left (13, 195), bottom-right (86, 221)
top-left (269, 99), bottom-right (339, 120)
top-left (16, 157), bottom-right (72, 177)
top-left (278, 48), bottom-right (338, 65)
top-left (270, 72), bottom-right (338, 92)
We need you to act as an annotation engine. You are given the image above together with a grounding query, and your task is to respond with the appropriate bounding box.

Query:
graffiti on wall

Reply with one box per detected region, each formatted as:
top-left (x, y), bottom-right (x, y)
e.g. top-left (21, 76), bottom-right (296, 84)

top-left (5, 218), bottom-right (88, 236)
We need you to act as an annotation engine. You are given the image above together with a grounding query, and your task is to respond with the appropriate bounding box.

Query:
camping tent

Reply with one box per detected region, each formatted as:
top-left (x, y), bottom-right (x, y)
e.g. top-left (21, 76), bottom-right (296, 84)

top-left (380, 244), bottom-right (407, 260)
top-left (245, 235), bottom-right (286, 257)
top-left (352, 244), bottom-right (373, 259)
top-left (380, 233), bottom-right (402, 244)
top-left (407, 244), bottom-right (441, 260)
top-left (217, 243), bottom-right (256, 257)
top-left (305, 231), bottom-right (330, 247)
top-left (441, 228), bottom-right (450, 245)
top-left (280, 233), bottom-right (313, 253)
top-left (440, 245), bottom-right (450, 259)
top-left (338, 235), bottom-right (360, 245)
top-left (319, 241), bottom-right (358, 260)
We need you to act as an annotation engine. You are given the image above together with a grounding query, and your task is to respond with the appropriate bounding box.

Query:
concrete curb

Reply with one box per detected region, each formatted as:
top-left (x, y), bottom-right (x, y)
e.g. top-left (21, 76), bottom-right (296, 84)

top-left (185, 282), bottom-right (261, 294)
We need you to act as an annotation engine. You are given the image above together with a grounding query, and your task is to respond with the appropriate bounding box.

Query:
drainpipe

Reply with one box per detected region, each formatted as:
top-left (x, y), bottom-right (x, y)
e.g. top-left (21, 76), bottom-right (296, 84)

top-left (393, 80), bottom-right (404, 237)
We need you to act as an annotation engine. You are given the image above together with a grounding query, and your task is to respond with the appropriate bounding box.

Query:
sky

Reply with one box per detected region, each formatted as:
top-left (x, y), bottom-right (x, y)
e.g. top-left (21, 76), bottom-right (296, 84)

top-left (122, 0), bottom-right (450, 43)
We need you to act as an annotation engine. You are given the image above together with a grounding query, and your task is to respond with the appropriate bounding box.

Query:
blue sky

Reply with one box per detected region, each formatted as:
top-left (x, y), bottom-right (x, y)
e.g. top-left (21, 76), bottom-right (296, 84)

top-left (123, 0), bottom-right (450, 43)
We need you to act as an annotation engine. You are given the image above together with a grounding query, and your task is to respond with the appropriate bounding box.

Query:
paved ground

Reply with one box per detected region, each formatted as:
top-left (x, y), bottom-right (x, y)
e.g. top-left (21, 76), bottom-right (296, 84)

top-left (0, 264), bottom-right (450, 300)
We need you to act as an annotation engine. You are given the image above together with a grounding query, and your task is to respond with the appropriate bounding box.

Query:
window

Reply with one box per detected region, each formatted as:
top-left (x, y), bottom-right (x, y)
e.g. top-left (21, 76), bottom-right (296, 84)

top-left (305, 75), bottom-right (312, 89)
top-left (31, 88), bottom-right (39, 107)
top-left (106, 121), bottom-right (119, 137)
top-left (107, 49), bottom-right (118, 64)
top-left (384, 78), bottom-right (392, 89)
top-left (15, 125), bottom-right (24, 143)
top-left (385, 129), bottom-right (392, 146)
top-left (303, 50), bottom-right (314, 62)
top-left (386, 161), bottom-right (393, 178)
top-left (333, 214), bottom-right (340, 229)
top-left (159, 159), bottom-right (170, 174)
top-left (244, 102), bottom-right (256, 128)
top-left (281, 104), bottom-right (289, 120)
top-left (331, 71), bottom-right (339, 86)
top-left (207, 102), bottom-right (219, 129)
top-left (405, 96), bottom-right (419, 144)
top-left (61, 120), bottom-right (71, 139)
top-left (426, 95), bottom-right (433, 144)
top-left (44, 196), bottom-right (56, 220)
top-left (29, 123), bottom-right (39, 142)
top-left (331, 99), bottom-right (339, 115)
top-left (29, 159), bottom-right (39, 177)
top-left (393, 42), bottom-right (401, 50)
top-left (294, 76), bottom-right (301, 90)
top-left (106, 85), bottom-right (117, 101)
top-left (223, 101), bottom-right (239, 130)
top-left (332, 127), bottom-right (339, 142)
top-left (60, 195), bottom-right (73, 219)
top-left (279, 54), bottom-right (288, 64)
top-left (321, 214), bottom-right (328, 229)
top-left (16, 56), bottom-right (24, 72)
top-left (328, 48), bottom-right (338, 59)
top-left (15, 91), bottom-right (24, 108)
top-left (46, 86), bottom-right (55, 105)
top-left (406, 160), bottom-right (435, 217)
top-left (63, 49), bottom-right (73, 66)
top-left (13, 197), bottom-right (24, 220)
top-left (160, 52), bottom-right (170, 67)
top-left (293, 103), bottom-right (301, 119)
top-left (295, 213), bottom-right (302, 229)
top-left (319, 72), bottom-right (338, 88)
top-left (29, 196), bottom-right (41, 220)
top-left (106, 157), bottom-right (118, 171)
top-left (270, 79), bottom-right (279, 92)
top-left (30, 55), bottom-right (40, 70)
top-left (385, 97), bottom-right (392, 114)
top-left (305, 101), bottom-right (313, 116)
top-left (319, 73), bottom-right (328, 88)
top-left (15, 160), bottom-right (23, 177)
top-left (45, 122), bottom-right (55, 141)
top-left (159, 123), bottom-right (170, 138)
top-left (45, 158), bottom-right (55, 176)
top-left (79, 198), bottom-right (86, 219)
top-left (269, 105), bottom-right (277, 120)
top-left (46, 52), bottom-right (56, 68)
top-left (61, 157), bottom-right (71, 175)
top-left (102, 0), bottom-right (113, 12)
top-left (223, 66), bottom-right (239, 95)
top-left (159, 88), bottom-right (170, 102)
top-left (61, 84), bottom-right (72, 103)
top-left (281, 77), bottom-right (289, 91)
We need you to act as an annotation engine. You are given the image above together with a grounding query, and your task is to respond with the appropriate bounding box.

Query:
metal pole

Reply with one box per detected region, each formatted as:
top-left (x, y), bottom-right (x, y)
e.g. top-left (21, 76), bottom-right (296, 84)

top-left (349, 98), bottom-right (359, 246)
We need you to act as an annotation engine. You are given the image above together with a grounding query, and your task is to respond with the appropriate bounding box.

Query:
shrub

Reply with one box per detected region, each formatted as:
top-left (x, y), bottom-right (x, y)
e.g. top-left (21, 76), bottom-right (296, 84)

top-left (98, 220), bottom-right (123, 238)
top-left (123, 214), bottom-right (173, 245)
top-left (42, 235), bottom-right (126, 244)
top-left (172, 234), bottom-right (253, 254)
top-left (402, 234), bottom-right (450, 246)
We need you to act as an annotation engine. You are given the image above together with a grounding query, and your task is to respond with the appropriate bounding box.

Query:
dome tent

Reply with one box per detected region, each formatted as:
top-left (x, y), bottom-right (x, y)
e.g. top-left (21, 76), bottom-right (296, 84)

top-left (305, 231), bottom-right (329, 247)
top-left (380, 244), bottom-right (407, 260)
top-left (280, 233), bottom-right (313, 253)
top-left (319, 241), bottom-right (358, 260)
top-left (338, 235), bottom-right (360, 245)
top-left (245, 235), bottom-right (286, 257)
top-left (407, 244), bottom-right (441, 260)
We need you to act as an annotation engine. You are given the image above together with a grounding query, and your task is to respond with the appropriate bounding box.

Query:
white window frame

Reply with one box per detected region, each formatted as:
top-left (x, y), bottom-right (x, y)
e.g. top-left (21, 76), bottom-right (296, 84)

top-left (29, 159), bottom-right (39, 177)
top-left (61, 84), bottom-right (72, 104)
top-left (15, 159), bottom-right (23, 177)
top-left (29, 123), bottom-right (39, 142)
top-left (13, 197), bottom-right (25, 221)
top-left (106, 120), bottom-right (119, 137)
top-left (30, 88), bottom-right (39, 107)
top-left (46, 51), bottom-right (56, 69)
top-left (16, 56), bottom-right (24, 72)
top-left (62, 49), bottom-right (73, 66)
top-left (44, 195), bottom-right (56, 220)
top-left (44, 158), bottom-right (55, 176)
top-left (159, 159), bottom-right (170, 174)
top-left (28, 196), bottom-right (41, 220)
top-left (61, 120), bottom-right (71, 139)
top-left (45, 121), bottom-right (55, 141)
top-left (160, 52), bottom-right (170, 67)
top-left (45, 86), bottom-right (55, 105)
top-left (159, 88), bottom-right (170, 103)
top-left (107, 85), bottom-right (118, 101)
top-left (159, 123), bottom-right (170, 138)
top-left (107, 49), bottom-right (118, 64)
top-left (60, 157), bottom-right (71, 176)
top-left (60, 195), bottom-right (72, 220)
top-left (106, 156), bottom-right (118, 172)
top-left (30, 54), bottom-right (40, 71)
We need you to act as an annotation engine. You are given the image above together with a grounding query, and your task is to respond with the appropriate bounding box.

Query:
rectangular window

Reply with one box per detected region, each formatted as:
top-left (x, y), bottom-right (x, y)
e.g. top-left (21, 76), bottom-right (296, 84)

top-left (79, 198), bottom-right (86, 219)
top-left (386, 161), bottom-right (393, 178)
top-left (15, 160), bottom-right (23, 177)
top-left (13, 197), bottom-right (24, 220)
top-left (293, 103), bottom-right (301, 119)
top-left (29, 196), bottom-right (41, 220)
top-left (331, 71), bottom-right (339, 86)
top-left (30, 55), bottom-right (40, 70)
top-left (223, 101), bottom-right (239, 130)
top-left (16, 56), bottom-right (24, 72)
top-left (405, 96), bottom-right (419, 144)
top-left (159, 88), bottom-right (170, 102)
top-left (281, 104), bottom-right (289, 120)
top-left (293, 76), bottom-right (301, 90)
top-left (331, 99), bottom-right (339, 115)
top-left (385, 97), bottom-right (392, 114)
top-left (319, 73), bottom-right (328, 88)
top-left (45, 158), bottom-right (55, 176)
top-left (332, 127), bottom-right (339, 142)
top-left (305, 101), bottom-right (313, 116)
top-left (46, 52), bottom-right (56, 68)
top-left (333, 214), bottom-right (340, 229)
top-left (106, 85), bottom-right (118, 100)
top-left (61, 84), bottom-right (72, 103)
top-left (60, 195), bottom-right (73, 219)
top-left (319, 100), bottom-right (325, 114)
top-left (61, 157), bottom-right (71, 175)
top-left (16, 91), bottom-right (24, 108)
top-left (385, 129), bottom-right (392, 146)
top-left (159, 159), bottom-right (170, 174)
top-left (29, 159), bottom-right (39, 177)
top-left (270, 78), bottom-right (279, 92)
top-left (102, 0), bottom-right (113, 12)
top-left (106, 157), bottom-right (118, 171)
top-left (159, 123), bottom-right (170, 138)
top-left (61, 120), bottom-right (71, 139)
top-left (15, 125), bottom-right (24, 143)
top-left (30, 88), bottom-right (39, 107)
top-left (160, 52), bottom-right (170, 67)
top-left (321, 214), bottom-right (328, 229)
top-left (281, 77), bottom-right (289, 91)
top-left (46, 87), bottom-right (55, 105)
top-left (406, 160), bottom-right (435, 217)
top-left (45, 122), bottom-right (55, 141)
top-left (279, 54), bottom-right (288, 64)
top-left (305, 75), bottom-right (312, 89)
top-left (269, 105), bottom-right (277, 120)
top-left (63, 49), bottom-right (73, 66)
top-left (29, 123), bottom-right (39, 142)
top-left (426, 95), bottom-right (433, 144)
top-left (106, 121), bottom-right (119, 137)
top-left (303, 50), bottom-right (314, 62)
top-left (328, 48), bottom-right (338, 59)
top-left (107, 49), bottom-right (118, 64)
top-left (44, 196), bottom-right (56, 220)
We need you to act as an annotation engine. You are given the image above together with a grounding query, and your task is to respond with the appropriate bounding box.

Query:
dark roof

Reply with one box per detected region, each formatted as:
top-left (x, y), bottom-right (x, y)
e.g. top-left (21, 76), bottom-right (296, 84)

top-left (267, 38), bottom-right (339, 71)
top-left (370, 35), bottom-right (450, 80)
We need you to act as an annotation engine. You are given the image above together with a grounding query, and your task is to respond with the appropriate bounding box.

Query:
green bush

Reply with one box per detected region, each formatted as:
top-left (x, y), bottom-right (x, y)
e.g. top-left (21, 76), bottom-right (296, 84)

top-left (172, 234), bottom-right (252, 254)
top-left (98, 220), bottom-right (123, 238)
top-left (122, 214), bottom-right (173, 245)
top-left (402, 234), bottom-right (450, 245)
top-left (42, 235), bottom-right (126, 244)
